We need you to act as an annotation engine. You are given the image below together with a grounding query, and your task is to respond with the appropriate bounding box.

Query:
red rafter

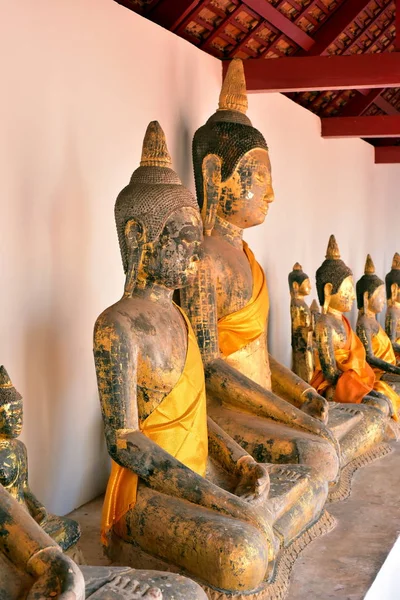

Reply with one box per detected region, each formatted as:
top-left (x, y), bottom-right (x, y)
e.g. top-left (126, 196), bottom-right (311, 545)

top-left (375, 94), bottom-right (400, 115)
top-left (340, 89), bottom-right (385, 117)
top-left (321, 115), bottom-right (400, 138)
top-left (396, 0), bottom-right (400, 50)
top-left (375, 146), bottom-right (400, 162)
top-left (148, 0), bottom-right (202, 31)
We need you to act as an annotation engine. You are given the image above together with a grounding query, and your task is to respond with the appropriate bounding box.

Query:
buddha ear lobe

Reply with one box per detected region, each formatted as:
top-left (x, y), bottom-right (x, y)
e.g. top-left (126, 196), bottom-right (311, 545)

top-left (391, 283), bottom-right (398, 302)
top-left (124, 219), bottom-right (144, 297)
top-left (363, 290), bottom-right (369, 313)
top-left (292, 282), bottom-right (299, 297)
top-left (322, 283), bottom-right (333, 314)
top-left (202, 154), bottom-right (222, 236)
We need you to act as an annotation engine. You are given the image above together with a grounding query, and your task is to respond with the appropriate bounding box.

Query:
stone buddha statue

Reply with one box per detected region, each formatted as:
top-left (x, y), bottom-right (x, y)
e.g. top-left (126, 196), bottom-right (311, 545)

top-left (93, 121), bottom-right (333, 598)
top-left (0, 482), bottom-right (207, 599)
top-left (183, 57), bottom-right (389, 479)
top-left (0, 366), bottom-right (81, 557)
top-left (385, 252), bottom-right (400, 362)
top-left (356, 254), bottom-right (400, 420)
top-left (288, 263), bottom-right (314, 383)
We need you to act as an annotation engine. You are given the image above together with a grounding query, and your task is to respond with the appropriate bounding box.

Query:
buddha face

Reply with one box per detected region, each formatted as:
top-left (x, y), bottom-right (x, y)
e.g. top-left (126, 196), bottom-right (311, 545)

top-left (217, 148), bottom-right (274, 229)
top-left (327, 276), bottom-right (356, 313)
top-left (140, 207), bottom-right (203, 290)
top-left (299, 278), bottom-right (311, 297)
top-left (368, 284), bottom-right (386, 314)
top-left (0, 399), bottom-right (23, 438)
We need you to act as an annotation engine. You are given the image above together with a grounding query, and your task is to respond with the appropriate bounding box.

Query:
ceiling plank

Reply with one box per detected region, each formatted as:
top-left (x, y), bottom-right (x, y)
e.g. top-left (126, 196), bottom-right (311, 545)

top-left (375, 146), bottom-right (400, 163)
top-left (299, 0), bottom-right (371, 56)
top-left (241, 0), bottom-right (315, 51)
top-left (374, 95), bottom-right (399, 116)
top-left (232, 53), bottom-right (400, 93)
top-left (148, 0), bottom-right (202, 32)
top-left (340, 89), bottom-right (384, 117)
top-left (321, 115), bottom-right (400, 138)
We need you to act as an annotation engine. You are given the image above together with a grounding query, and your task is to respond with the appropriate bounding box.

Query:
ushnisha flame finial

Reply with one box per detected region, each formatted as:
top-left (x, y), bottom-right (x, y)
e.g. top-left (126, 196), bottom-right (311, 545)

top-left (218, 58), bottom-right (248, 114)
top-left (140, 121), bottom-right (172, 168)
top-left (293, 262), bottom-right (302, 271)
top-left (364, 254), bottom-right (375, 275)
top-left (392, 252), bottom-right (400, 270)
top-left (0, 366), bottom-right (13, 389)
top-left (325, 234), bottom-right (341, 260)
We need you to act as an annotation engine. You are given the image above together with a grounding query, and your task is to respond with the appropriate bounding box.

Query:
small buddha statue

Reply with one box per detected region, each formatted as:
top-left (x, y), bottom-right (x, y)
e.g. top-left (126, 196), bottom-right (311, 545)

top-left (312, 237), bottom-right (392, 422)
top-left (0, 482), bottom-right (206, 599)
top-left (385, 252), bottom-right (400, 362)
top-left (93, 121), bottom-right (331, 597)
top-left (356, 254), bottom-right (400, 420)
top-left (0, 366), bottom-right (81, 555)
top-left (288, 263), bottom-right (314, 383)
top-left (183, 57), bottom-right (389, 476)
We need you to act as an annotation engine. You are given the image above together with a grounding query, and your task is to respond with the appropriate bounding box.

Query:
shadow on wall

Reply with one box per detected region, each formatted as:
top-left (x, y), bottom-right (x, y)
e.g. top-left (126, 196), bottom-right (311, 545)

top-left (22, 130), bottom-right (108, 513)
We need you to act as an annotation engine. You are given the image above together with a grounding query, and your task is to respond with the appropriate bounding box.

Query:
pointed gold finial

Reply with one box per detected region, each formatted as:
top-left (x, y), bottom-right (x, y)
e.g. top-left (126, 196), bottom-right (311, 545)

top-left (392, 252), bottom-right (400, 270)
top-left (0, 366), bottom-right (13, 389)
top-left (292, 262), bottom-right (302, 271)
top-left (325, 234), bottom-right (341, 260)
top-left (218, 58), bottom-right (248, 114)
top-left (310, 299), bottom-right (320, 312)
top-left (140, 121), bottom-right (172, 168)
top-left (364, 254), bottom-right (375, 275)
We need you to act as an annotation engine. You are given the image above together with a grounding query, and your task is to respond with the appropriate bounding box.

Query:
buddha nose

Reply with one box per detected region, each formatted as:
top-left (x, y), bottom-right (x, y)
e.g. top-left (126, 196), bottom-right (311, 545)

top-left (265, 185), bottom-right (275, 204)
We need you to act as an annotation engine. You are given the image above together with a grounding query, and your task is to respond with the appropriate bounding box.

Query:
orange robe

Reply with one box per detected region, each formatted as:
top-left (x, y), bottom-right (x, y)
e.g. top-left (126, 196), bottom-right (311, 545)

top-left (371, 325), bottom-right (400, 421)
top-left (218, 242), bottom-right (269, 357)
top-left (311, 315), bottom-right (374, 404)
top-left (101, 306), bottom-right (208, 544)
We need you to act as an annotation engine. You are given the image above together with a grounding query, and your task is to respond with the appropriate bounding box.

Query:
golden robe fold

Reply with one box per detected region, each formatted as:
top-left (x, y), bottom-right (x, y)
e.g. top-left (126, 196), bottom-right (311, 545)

top-left (101, 306), bottom-right (208, 544)
top-left (218, 242), bottom-right (269, 357)
top-left (311, 315), bottom-right (374, 404)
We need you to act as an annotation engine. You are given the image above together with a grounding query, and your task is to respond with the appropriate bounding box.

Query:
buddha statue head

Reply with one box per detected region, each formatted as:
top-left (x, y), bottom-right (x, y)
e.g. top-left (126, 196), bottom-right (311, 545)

top-left (288, 263), bottom-right (311, 300)
top-left (192, 58), bottom-right (274, 235)
top-left (316, 235), bottom-right (355, 314)
top-left (115, 121), bottom-right (202, 296)
top-left (0, 367), bottom-right (23, 438)
top-left (356, 255), bottom-right (386, 315)
top-left (385, 252), bottom-right (400, 306)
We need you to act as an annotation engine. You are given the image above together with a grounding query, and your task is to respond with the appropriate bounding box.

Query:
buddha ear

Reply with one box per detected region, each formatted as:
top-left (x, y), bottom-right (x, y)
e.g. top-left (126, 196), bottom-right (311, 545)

top-left (363, 290), bottom-right (369, 313)
top-left (124, 219), bottom-right (144, 297)
top-left (201, 154), bottom-right (222, 236)
top-left (391, 283), bottom-right (398, 302)
top-left (292, 281), bottom-right (299, 298)
top-left (322, 283), bottom-right (333, 314)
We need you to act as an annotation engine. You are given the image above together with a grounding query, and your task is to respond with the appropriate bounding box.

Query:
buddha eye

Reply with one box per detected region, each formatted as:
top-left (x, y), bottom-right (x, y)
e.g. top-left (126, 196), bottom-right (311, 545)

top-left (255, 171), bottom-right (266, 184)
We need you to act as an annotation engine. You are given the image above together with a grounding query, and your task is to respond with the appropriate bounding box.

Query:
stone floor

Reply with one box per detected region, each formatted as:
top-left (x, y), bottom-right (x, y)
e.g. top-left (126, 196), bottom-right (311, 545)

top-left (68, 442), bottom-right (400, 600)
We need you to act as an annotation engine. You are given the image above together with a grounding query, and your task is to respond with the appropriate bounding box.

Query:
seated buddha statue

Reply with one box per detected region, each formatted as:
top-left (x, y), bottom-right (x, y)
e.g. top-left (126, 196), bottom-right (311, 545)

top-left (183, 57), bottom-right (389, 475)
top-left (356, 254), bottom-right (400, 420)
top-left (289, 263), bottom-right (314, 383)
top-left (0, 482), bottom-right (207, 599)
top-left (0, 365), bottom-right (81, 556)
top-left (93, 121), bottom-right (332, 597)
top-left (385, 252), bottom-right (400, 362)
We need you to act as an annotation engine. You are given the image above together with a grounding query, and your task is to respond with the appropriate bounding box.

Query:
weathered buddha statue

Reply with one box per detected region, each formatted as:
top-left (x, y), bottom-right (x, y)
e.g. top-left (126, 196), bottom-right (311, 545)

top-left (183, 57), bottom-right (389, 478)
top-left (385, 252), bottom-right (400, 362)
top-left (288, 263), bottom-right (314, 383)
top-left (93, 121), bottom-right (333, 598)
top-left (356, 254), bottom-right (400, 420)
top-left (311, 237), bottom-right (393, 428)
top-left (0, 366), bottom-right (81, 557)
top-left (0, 482), bottom-right (207, 599)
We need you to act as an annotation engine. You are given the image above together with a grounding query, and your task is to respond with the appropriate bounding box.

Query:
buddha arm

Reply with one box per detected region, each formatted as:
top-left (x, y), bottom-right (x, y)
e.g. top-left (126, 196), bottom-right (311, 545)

top-left (315, 318), bottom-right (341, 385)
top-left (356, 321), bottom-right (400, 375)
top-left (94, 313), bottom-right (272, 540)
top-left (207, 416), bottom-right (252, 473)
top-left (21, 445), bottom-right (48, 523)
top-left (385, 312), bottom-right (400, 354)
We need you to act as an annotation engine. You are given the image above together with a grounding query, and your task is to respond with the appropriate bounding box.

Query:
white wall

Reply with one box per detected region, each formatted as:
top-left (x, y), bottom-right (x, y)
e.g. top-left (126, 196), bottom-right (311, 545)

top-left (0, 0), bottom-right (221, 514)
top-left (245, 92), bottom-right (400, 367)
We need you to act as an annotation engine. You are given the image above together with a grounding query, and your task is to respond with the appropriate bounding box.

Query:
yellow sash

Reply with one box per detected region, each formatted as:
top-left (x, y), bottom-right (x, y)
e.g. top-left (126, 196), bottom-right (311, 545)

top-left (218, 242), bottom-right (269, 357)
top-left (311, 315), bottom-right (374, 404)
top-left (372, 325), bottom-right (400, 420)
top-left (101, 306), bottom-right (208, 544)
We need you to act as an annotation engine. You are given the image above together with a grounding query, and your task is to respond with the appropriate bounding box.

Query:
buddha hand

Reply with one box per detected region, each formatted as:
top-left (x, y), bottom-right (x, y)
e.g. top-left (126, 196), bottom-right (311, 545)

top-left (301, 389), bottom-right (329, 424)
top-left (27, 550), bottom-right (84, 600)
top-left (90, 576), bottom-right (162, 599)
top-left (234, 455), bottom-right (270, 505)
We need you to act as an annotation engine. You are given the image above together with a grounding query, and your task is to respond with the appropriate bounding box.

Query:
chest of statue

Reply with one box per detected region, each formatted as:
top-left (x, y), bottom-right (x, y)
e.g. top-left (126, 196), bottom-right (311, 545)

top-left (290, 301), bottom-right (311, 330)
top-left (213, 243), bottom-right (253, 317)
top-left (327, 315), bottom-right (348, 349)
top-left (0, 440), bottom-right (25, 491)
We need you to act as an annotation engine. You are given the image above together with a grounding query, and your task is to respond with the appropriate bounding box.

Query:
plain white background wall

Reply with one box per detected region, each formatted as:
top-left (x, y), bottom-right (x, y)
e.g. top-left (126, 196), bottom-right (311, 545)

top-left (1, 0), bottom-right (400, 515)
top-left (244, 92), bottom-right (400, 367)
top-left (0, 0), bottom-right (221, 514)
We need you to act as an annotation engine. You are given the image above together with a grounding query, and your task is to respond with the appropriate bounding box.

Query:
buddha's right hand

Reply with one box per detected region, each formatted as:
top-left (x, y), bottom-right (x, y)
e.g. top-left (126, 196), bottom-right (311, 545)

top-left (301, 391), bottom-right (329, 424)
top-left (27, 548), bottom-right (85, 600)
top-left (234, 456), bottom-right (270, 505)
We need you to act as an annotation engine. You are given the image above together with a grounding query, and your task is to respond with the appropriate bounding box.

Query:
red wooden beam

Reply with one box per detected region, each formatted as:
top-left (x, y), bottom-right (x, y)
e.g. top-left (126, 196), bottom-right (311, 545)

top-left (241, 0), bottom-right (315, 51)
top-left (148, 0), bottom-right (202, 32)
top-left (374, 95), bottom-right (399, 116)
top-left (321, 115), bottom-right (400, 138)
top-left (300, 0), bottom-right (371, 56)
top-left (396, 0), bottom-right (400, 50)
top-left (340, 89), bottom-right (384, 117)
top-left (375, 146), bottom-right (400, 163)
top-left (232, 53), bottom-right (400, 93)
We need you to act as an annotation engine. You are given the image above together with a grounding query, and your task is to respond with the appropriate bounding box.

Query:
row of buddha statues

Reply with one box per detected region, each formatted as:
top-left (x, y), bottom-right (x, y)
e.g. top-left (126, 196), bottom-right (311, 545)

top-left (1, 57), bottom-right (398, 599)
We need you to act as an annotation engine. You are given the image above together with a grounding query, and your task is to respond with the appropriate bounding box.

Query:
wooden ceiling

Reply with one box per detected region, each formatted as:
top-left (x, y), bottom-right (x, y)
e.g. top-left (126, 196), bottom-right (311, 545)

top-left (115, 0), bottom-right (400, 163)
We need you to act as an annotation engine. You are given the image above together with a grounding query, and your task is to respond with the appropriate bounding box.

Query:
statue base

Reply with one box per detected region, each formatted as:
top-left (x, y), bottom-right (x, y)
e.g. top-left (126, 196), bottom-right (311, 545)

top-left (106, 510), bottom-right (336, 600)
